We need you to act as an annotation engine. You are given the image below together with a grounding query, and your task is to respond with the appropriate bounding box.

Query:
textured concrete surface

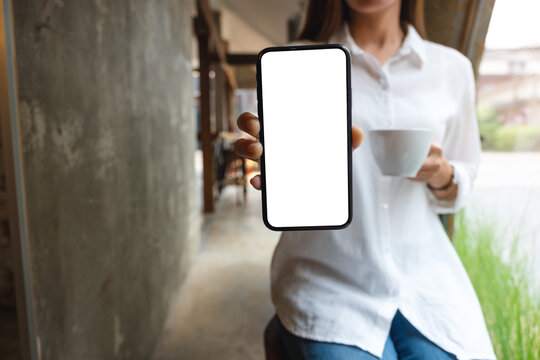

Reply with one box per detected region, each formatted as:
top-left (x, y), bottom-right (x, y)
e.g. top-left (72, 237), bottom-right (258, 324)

top-left (0, 307), bottom-right (20, 360)
top-left (152, 185), bottom-right (280, 360)
top-left (12, 1), bottom-right (199, 359)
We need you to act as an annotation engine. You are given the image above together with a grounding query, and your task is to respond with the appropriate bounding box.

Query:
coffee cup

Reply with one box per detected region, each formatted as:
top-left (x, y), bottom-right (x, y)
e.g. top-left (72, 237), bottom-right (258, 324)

top-left (368, 129), bottom-right (432, 177)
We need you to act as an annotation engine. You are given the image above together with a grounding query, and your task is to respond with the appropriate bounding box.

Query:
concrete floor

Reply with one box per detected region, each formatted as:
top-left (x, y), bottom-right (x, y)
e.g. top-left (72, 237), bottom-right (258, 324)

top-left (152, 184), bottom-right (279, 360)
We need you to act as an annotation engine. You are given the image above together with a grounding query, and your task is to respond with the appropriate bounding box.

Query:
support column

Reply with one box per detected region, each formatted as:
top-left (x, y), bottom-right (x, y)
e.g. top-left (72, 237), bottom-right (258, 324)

top-left (196, 16), bottom-right (215, 213)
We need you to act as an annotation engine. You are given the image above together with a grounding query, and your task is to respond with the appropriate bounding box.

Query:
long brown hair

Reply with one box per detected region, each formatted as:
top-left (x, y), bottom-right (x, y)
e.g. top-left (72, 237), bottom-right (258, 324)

top-left (298, 0), bottom-right (426, 42)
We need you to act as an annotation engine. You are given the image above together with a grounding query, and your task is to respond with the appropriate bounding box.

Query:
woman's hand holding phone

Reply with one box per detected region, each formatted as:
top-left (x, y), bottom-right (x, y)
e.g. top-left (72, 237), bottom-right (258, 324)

top-left (234, 112), bottom-right (364, 190)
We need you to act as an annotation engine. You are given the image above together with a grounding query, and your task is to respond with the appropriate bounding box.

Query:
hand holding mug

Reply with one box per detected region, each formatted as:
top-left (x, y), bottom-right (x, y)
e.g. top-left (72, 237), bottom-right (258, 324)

top-left (408, 143), bottom-right (457, 200)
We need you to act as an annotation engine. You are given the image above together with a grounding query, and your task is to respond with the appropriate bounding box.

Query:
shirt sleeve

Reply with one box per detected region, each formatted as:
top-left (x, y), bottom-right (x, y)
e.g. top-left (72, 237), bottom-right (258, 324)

top-left (427, 58), bottom-right (481, 214)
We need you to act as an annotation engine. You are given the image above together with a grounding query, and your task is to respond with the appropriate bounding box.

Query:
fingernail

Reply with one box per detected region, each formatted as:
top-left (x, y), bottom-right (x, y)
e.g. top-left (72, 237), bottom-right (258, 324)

top-left (249, 142), bottom-right (261, 153)
top-left (248, 120), bottom-right (260, 133)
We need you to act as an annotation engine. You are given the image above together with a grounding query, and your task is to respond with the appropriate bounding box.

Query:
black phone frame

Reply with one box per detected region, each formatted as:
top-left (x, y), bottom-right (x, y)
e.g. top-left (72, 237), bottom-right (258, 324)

top-left (256, 44), bottom-right (353, 231)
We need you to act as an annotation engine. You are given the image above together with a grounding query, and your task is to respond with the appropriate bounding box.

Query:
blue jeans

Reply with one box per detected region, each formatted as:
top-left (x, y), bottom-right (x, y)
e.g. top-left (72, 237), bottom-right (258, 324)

top-left (277, 311), bottom-right (457, 359)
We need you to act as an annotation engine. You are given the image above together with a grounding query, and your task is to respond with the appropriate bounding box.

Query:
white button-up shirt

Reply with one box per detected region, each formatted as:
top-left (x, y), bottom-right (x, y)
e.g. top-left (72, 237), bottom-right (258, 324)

top-left (271, 24), bottom-right (496, 359)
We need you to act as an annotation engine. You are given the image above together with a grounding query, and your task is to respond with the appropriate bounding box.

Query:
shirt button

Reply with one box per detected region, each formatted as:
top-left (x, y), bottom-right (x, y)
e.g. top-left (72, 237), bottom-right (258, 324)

top-left (382, 203), bottom-right (389, 210)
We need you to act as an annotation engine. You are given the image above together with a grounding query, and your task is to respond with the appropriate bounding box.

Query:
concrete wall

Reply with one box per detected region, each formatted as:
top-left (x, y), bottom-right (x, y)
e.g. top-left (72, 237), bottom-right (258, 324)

top-left (12, 0), bottom-right (199, 358)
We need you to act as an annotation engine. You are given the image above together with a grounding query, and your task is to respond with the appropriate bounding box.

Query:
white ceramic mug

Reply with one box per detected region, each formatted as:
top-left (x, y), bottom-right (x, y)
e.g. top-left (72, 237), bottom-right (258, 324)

top-left (369, 129), bottom-right (432, 177)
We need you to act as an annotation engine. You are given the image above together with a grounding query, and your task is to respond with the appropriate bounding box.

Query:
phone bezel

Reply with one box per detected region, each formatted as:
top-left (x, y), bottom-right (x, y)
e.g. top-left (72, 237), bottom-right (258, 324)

top-left (256, 44), bottom-right (353, 231)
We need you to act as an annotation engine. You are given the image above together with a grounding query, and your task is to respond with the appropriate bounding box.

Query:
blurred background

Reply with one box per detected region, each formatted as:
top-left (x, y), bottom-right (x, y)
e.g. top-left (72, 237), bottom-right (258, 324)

top-left (0, 0), bottom-right (538, 359)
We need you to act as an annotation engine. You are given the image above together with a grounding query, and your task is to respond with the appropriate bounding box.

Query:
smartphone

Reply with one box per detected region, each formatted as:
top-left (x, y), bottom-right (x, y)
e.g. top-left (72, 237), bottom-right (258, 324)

top-left (256, 44), bottom-right (352, 231)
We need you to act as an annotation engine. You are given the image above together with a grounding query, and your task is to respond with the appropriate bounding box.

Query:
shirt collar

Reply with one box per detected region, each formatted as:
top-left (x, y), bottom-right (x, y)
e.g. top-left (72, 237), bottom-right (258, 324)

top-left (332, 22), bottom-right (427, 67)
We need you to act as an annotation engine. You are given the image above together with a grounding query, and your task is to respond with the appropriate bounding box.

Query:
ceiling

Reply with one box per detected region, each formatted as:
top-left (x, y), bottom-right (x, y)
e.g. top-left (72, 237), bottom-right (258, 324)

top-left (213, 0), bottom-right (305, 50)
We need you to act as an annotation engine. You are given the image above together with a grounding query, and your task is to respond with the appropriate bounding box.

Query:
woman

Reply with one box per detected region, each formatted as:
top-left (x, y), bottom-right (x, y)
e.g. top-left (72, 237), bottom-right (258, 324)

top-left (235, 0), bottom-right (496, 359)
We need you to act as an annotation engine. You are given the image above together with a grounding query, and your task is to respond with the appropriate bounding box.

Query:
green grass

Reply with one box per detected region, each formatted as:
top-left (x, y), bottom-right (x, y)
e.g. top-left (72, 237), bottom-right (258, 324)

top-left (454, 214), bottom-right (540, 359)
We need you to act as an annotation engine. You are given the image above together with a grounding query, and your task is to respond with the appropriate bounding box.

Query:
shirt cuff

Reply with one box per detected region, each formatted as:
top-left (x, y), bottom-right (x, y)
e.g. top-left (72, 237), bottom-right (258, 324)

top-left (426, 161), bottom-right (472, 214)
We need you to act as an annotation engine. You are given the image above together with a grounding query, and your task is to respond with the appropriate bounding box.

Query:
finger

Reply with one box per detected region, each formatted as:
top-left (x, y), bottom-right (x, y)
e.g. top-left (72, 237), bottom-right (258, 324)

top-left (416, 162), bottom-right (440, 175)
top-left (407, 177), bottom-right (427, 182)
top-left (415, 169), bottom-right (438, 179)
top-left (428, 142), bottom-right (442, 156)
top-left (352, 126), bottom-right (364, 150)
top-left (237, 112), bottom-right (260, 138)
top-left (250, 174), bottom-right (261, 190)
top-left (235, 138), bottom-right (262, 161)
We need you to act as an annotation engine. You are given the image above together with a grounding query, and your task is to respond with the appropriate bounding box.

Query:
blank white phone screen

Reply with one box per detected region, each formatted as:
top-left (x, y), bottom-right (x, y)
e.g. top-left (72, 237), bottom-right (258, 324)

top-left (260, 47), bottom-right (350, 229)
